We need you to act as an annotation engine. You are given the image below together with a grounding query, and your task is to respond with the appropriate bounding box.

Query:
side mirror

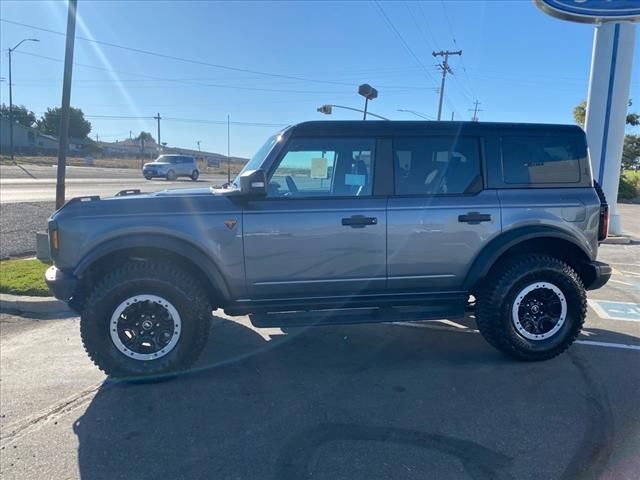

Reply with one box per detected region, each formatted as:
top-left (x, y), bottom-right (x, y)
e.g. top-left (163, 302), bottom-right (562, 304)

top-left (239, 169), bottom-right (268, 197)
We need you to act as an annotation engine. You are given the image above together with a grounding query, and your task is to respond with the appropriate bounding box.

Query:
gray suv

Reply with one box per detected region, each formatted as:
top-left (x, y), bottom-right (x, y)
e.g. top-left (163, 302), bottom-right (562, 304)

top-left (143, 154), bottom-right (199, 181)
top-left (45, 121), bottom-right (611, 378)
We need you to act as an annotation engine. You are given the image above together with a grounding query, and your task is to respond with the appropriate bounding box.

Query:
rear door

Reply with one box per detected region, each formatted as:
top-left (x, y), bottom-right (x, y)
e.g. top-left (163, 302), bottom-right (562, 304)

top-left (242, 137), bottom-right (387, 299)
top-left (387, 135), bottom-right (501, 292)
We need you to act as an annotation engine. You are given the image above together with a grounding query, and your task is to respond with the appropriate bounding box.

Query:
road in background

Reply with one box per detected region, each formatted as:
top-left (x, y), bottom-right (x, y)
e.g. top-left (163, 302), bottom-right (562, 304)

top-left (0, 164), bottom-right (229, 203)
top-left (0, 164), bottom-right (230, 257)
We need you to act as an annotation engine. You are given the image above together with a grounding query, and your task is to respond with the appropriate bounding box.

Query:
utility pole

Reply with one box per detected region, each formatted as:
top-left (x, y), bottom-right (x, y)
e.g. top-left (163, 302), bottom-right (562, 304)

top-left (432, 50), bottom-right (462, 121)
top-left (469, 100), bottom-right (482, 122)
top-left (55, 0), bottom-right (77, 210)
top-left (451, 112), bottom-right (455, 121)
top-left (7, 38), bottom-right (39, 161)
top-left (154, 112), bottom-right (161, 152)
top-left (197, 140), bottom-right (201, 152)
top-left (129, 130), bottom-right (132, 140)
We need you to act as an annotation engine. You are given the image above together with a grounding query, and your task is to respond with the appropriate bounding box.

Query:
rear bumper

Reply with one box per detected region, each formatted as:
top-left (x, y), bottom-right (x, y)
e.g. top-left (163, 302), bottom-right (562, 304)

top-left (45, 266), bottom-right (78, 302)
top-left (584, 260), bottom-right (611, 291)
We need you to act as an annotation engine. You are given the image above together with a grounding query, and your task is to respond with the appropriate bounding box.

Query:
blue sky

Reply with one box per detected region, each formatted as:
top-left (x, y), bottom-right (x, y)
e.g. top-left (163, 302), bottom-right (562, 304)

top-left (1, 0), bottom-right (639, 158)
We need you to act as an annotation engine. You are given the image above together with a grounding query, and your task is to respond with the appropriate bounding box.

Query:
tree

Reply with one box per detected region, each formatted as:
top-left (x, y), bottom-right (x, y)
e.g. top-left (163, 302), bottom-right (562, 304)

top-left (37, 107), bottom-right (92, 139)
top-left (134, 131), bottom-right (155, 143)
top-left (622, 134), bottom-right (640, 169)
top-left (0, 103), bottom-right (36, 127)
top-left (573, 99), bottom-right (639, 128)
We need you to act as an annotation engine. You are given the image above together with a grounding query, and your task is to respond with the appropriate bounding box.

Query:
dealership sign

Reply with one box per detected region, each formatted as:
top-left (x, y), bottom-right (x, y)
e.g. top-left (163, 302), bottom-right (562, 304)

top-left (535, 0), bottom-right (640, 23)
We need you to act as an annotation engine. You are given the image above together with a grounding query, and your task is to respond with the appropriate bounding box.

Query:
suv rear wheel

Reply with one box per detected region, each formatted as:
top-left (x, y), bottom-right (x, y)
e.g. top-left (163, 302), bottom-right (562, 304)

top-left (191, 169), bottom-right (199, 181)
top-left (475, 255), bottom-right (586, 361)
top-left (166, 169), bottom-right (176, 181)
top-left (80, 261), bottom-right (211, 378)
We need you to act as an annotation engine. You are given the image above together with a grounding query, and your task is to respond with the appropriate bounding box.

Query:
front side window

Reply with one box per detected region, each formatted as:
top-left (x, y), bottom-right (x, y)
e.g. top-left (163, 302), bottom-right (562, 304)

top-left (268, 138), bottom-right (374, 197)
top-left (501, 135), bottom-right (584, 184)
top-left (393, 136), bottom-right (482, 195)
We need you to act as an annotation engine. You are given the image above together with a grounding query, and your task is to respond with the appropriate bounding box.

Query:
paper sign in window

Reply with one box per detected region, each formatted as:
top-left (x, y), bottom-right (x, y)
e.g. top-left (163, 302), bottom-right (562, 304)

top-left (311, 158), bottom-right (329, 179)
top-left (345, 173), bottom-right (365, 186)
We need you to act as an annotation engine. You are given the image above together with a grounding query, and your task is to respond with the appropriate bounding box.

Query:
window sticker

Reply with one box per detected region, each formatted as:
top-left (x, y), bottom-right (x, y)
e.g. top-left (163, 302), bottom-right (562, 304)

top-left (345, 173), bottom-right (365, 186)
top-left (311, 157), bottom-right (329, 179)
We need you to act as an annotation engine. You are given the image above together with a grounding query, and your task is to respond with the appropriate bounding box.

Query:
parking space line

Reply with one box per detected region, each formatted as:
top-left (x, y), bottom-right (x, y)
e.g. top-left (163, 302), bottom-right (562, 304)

top-left (575, 340), bottom-right (640, 351)
top-left (392, 322), bottom-right (640, 352)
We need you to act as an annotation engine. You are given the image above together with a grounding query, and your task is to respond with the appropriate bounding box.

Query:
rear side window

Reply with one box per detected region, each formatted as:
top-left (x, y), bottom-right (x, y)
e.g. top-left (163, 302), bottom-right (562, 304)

top-left (501, 135), bottom-right (585, 184)
top-left (393, 136), bottom-right (482, 195)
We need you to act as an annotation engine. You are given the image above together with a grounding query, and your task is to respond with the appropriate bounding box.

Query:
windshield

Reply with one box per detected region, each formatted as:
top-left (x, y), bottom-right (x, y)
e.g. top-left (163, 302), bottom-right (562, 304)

top-left (232, 133), bottom-right (282, 187)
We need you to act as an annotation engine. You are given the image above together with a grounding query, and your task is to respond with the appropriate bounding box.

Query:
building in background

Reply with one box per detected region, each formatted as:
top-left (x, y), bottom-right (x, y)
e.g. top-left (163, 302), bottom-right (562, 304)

top-left (0, 117), bottom-right (58, 155)
top-left (0, 117), bottom-right (97, 156)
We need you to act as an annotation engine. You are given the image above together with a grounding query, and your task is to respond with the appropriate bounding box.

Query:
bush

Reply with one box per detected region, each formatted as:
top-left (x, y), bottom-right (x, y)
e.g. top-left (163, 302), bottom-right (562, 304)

top-left (618, 172), bottom-right (640, 200)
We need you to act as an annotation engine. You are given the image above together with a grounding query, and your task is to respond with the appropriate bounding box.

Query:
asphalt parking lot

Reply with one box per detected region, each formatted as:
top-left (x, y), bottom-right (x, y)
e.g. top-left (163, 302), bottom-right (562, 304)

top-left (1, 242), bottom-right (639, 480)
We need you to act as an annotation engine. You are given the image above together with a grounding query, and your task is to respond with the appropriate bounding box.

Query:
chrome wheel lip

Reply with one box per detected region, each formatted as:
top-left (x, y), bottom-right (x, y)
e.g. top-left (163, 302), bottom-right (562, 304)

top-left (511, 282), bottom-right (567, 341)
top-left (110, 294), bottom-right (182, 361)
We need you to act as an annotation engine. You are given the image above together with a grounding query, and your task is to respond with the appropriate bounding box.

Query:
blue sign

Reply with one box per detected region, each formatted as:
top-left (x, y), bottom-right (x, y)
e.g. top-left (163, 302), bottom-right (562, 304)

top-left (536, 0), bottom-right (640, 23)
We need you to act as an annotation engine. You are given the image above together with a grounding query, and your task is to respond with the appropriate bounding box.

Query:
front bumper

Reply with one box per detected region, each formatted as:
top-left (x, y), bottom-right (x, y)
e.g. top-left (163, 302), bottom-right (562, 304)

top-left (584, 260), bottom-right (611, 291)
top-left (45, 266), bottom-right (78, 302)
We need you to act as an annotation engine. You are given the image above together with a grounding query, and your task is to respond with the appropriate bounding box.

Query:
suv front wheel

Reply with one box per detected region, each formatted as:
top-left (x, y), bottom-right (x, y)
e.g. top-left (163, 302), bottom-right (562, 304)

top-left (475, 255), bottom-right (586, 361)
top-left (80, 261), bottom-right (212, 378)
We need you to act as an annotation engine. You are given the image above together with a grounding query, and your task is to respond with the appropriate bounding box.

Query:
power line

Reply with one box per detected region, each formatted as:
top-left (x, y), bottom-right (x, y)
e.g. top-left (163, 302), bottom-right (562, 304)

top-left (373, 1), bottom-right (438, 86)
top-left (415, 2), bottom-right (442, 52)
top-left (439, 1), bottom-right (478, 102)
top-left (1, 18), bottom-right (434, 91)
top-left (12, 50), bottom-right (436, 93)
top-left (31, 111), bottom-right (287, 127)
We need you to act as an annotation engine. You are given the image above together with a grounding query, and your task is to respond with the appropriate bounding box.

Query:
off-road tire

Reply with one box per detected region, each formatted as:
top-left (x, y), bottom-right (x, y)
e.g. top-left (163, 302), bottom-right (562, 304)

top-left (80, 261), bottom-right (211, 378)
top-left (191, 170), bottom-right (199, 181)
top-left (475, 255), bottom-right (586, 361)
top-left (166, 170), bottom-right (176, 181)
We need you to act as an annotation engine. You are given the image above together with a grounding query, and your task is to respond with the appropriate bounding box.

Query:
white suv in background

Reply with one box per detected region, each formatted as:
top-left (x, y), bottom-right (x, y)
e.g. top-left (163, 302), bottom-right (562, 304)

top-left (142, 154), bottom-right (199, 181)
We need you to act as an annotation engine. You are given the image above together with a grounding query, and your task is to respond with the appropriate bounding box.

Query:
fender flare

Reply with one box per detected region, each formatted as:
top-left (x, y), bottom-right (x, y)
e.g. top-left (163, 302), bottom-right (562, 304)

top-left (73, 234), bottom-right (231, 301)
top-left (463, 225), bottom-right (592, 290)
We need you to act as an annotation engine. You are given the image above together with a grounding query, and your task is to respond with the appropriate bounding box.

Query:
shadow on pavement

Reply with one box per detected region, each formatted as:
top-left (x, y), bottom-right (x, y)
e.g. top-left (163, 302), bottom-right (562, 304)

top-left (73, 317), bottom-right (640, 480)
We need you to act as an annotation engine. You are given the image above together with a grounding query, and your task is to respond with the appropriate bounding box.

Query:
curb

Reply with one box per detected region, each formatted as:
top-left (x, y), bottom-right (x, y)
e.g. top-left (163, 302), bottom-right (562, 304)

top-left (0, 293), bottom-right (74, 316)
top-left (602, 235), bottom-right (632, 245)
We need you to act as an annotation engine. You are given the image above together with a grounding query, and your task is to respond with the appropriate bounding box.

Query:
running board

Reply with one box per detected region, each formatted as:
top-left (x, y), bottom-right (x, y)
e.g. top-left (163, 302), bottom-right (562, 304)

top-left (249, 304), bottom-right (466, 328)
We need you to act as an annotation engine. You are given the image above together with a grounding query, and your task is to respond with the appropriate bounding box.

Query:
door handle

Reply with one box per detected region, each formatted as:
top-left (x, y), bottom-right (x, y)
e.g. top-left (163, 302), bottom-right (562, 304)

top-left (458, 212), bottom-right (492, 224)
top-left (341, 215), bottom-right (378, 228)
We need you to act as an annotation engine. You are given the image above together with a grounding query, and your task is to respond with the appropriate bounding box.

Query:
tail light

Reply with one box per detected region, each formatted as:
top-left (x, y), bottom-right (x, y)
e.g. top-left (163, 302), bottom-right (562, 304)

top-left (594, 181), bottom-right (608, 241)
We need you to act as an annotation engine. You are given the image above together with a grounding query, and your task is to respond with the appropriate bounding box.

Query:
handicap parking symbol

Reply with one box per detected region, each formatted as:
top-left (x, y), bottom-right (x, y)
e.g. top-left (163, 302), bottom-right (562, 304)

top-left (588, 300), bottom-right (640, 322)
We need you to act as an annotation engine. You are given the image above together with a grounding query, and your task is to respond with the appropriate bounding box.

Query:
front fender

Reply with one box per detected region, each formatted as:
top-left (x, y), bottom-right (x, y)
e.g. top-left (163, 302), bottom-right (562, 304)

top-left (73, 233), bottom-right (232, 302)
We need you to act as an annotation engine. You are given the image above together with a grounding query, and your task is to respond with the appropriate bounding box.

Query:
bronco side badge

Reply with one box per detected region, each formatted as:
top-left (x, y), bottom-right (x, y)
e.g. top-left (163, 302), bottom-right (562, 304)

top-left (223, 219), bottom-right (237, 230)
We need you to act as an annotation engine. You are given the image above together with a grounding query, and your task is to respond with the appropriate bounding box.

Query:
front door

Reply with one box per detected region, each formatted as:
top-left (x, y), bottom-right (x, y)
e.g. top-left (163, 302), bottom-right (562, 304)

top-left (242, 137), bottom-right (386, 299)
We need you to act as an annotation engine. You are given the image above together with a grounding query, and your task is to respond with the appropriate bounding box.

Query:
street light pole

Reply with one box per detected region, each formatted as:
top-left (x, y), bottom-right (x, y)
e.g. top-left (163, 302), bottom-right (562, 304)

top-left (7, 38), bottom-right (39, 161)
top-left (358, 84), bottom-right (378, 120)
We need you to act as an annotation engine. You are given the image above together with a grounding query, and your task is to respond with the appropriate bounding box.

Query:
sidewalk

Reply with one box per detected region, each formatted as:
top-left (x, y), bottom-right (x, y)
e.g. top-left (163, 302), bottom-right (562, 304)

top-left (617, 203), bottom-right (640, 240)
